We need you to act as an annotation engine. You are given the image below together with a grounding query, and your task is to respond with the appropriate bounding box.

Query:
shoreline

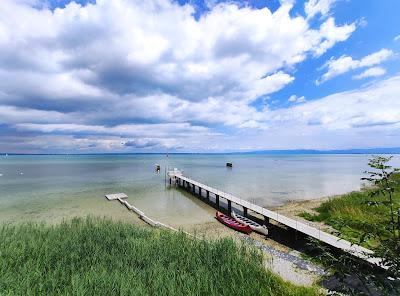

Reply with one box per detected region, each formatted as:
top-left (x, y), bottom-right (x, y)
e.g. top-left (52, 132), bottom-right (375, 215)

top-left (269, 189), bottom-right (371, 233)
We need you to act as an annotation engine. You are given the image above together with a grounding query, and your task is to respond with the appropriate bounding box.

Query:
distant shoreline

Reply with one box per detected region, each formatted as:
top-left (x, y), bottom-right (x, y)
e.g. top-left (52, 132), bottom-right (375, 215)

top-left (2, 148), bottom-right (400, 156)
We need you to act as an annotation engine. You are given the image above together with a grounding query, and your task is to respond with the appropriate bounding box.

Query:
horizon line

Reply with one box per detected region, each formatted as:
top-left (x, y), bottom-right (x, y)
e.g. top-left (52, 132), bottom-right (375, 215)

top-left (2, 147), bottom-right (400, 156)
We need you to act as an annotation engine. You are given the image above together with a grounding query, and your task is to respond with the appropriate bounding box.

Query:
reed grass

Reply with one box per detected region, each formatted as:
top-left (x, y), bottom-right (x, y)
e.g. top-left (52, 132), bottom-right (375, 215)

top-left (0, 217), bottom-right (320, 295)
top-left (300, 174), bottom-right (400, 248)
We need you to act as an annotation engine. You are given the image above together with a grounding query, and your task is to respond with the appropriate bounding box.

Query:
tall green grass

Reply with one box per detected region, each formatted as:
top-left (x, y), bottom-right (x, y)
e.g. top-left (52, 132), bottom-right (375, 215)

top-left (300, 174), bottom-right (400, 248)
top-left (0, 217), bottom-right (319, 295)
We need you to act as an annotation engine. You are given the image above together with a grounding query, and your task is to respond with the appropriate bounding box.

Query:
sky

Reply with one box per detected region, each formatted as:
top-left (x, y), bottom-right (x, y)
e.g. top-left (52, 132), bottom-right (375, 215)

top-left (0, 0), bottom-right (399, 153)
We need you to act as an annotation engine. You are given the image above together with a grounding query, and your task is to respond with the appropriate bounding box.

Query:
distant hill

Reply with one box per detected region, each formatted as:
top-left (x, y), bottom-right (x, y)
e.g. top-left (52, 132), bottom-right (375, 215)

top-left (246, 148), bottom-right (400, 155)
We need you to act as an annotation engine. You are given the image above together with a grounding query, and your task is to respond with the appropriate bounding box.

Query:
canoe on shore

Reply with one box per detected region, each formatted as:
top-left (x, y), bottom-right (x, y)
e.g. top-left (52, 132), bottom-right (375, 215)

top-left (232, 211), bottom-right (268, 236)
top-left (215, 211), bottom-right (252, 234)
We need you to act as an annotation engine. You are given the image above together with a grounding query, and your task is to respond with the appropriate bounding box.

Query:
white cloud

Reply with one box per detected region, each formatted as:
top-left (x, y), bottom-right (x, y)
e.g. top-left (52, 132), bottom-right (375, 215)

top-left (202, 75), bottom-right (400, 151)
top-left (305, 0), bottom-right (338, 19)
top-left (353, 67), bottom-right (386, 80)
top-left (394, 35), bottom-right (400, 42)
top-left (226, 75), bottom-right (400, 150)
top-left (0, 0), bottom-right (355, 104)
top-left (14, 122), bottom-right (214, 139)
top-left (0, 0), bottom-right (362, 152)
top-left (0, 105), bottom-right (70, 124)
top-left (291, 76), bottom-right (400, 129)
top-left (288, 95), bottom-right (306, 103)
top-left (312, 17), bottom-right (355, 57)
top-left (357, 17), bottom-right (368, 28)
top-left (358, 49), bottom-right (393, 67)
top-left (3, 76), bottom-right (400, 152)
top-left (317, 48), bottom-right (393, 83)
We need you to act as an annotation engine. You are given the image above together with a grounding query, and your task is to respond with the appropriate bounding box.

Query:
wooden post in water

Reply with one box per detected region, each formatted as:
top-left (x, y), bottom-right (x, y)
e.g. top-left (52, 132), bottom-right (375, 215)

top-left (228, 200), bottom-right (232, 213)
top-left (192, 184), bottom-right (195, 193)
top-left (243, 207), bottom-right (248, 217)
top-left (216, 194), bottom-right (220, 207)
top-left (206, 190), bottom-right (209, 200)
top-left (199, 187), bottom-right (202, 197)
top-left (264, 216), bottom-right (270, 225)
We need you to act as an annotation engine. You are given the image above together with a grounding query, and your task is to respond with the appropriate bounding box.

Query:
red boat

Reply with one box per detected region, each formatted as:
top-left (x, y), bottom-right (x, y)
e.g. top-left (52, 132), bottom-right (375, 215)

top-left (215, 211), bottom-right (252, 234)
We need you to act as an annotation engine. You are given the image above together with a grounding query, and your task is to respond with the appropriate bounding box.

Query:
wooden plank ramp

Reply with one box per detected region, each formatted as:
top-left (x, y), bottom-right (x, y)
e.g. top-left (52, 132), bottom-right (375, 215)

top-left (105, 193), bottom-right (192, 236)
top-left (105, 193), bottom-right (128, 201)
top-left (168, 171), bottom-right (384, 267)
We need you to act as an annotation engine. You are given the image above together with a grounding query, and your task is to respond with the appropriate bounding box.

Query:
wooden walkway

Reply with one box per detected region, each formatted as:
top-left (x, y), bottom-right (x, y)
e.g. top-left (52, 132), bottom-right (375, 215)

top-left (105, 192), bottom-right (192, 236)
top-left (168, 170), bottom-right (383, 267)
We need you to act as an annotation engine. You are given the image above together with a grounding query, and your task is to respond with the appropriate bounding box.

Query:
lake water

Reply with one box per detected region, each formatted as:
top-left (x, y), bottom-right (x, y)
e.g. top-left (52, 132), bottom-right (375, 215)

top-left (1, 154), bottom-right (399, 226)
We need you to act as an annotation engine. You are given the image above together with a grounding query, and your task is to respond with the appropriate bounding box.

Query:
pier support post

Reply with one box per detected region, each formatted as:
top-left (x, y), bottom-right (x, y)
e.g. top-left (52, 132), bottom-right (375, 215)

top-left (199, 188), bottom-right (202, 197)
top-left (228, 200), bottom-right (232, 213)
top-left (243, 207), bottom-right (248, 217)
top-left (206, 191), bottom-right (209, 200)
top-left (264, 216), bottom-right (270, 225)
top-left (169, 178), bottom-right (172, 185)
top-left (216, 195), bottom-right (219, 207)
top-left (192, 184), bottom-right (195, 193)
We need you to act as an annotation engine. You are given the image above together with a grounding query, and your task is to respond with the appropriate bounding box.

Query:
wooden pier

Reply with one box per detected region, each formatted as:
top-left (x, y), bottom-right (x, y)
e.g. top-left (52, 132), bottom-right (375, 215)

top-left (167, 170), bottom-right (383, 267)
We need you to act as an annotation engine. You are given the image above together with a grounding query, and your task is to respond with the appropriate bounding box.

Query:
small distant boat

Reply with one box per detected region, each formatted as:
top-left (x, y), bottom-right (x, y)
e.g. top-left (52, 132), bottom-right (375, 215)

top-left (226, 162), bottom-right (232, 167)
top-left (215, 211), bottom-right (252, 234)
top-left (232, 211), bottom-right (268, 236)
top-left (155, 164), bottom-right (160, 172)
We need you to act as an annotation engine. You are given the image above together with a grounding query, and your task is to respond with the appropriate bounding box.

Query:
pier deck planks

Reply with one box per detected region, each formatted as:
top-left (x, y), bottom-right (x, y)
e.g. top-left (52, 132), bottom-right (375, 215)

top-left (170, 172), bottom-right (383, 267)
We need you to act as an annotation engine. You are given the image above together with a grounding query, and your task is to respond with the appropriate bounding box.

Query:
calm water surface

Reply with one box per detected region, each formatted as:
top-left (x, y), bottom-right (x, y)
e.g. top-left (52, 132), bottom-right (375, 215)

top-left (1, 154), bottom-right (399, 225)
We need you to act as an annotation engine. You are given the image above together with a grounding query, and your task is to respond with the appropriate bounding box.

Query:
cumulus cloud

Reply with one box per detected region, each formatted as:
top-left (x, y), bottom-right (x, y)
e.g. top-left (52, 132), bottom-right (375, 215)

top-left (183, 75), bottom-right (400, 151)
top-left (0, 0), bottom-right (361, 152)
top-left (305, 0), bottom-right (338, 19)
top-left (312, 17), bottom-right (355, 57)
top-left (353, 67), bottom-right (386, 80)
top-left (274, 75), bottom-right (400, 130)
top-left (317, 48), bottom-right (393, 84)
top-left (231, 75), bottom-right (400, 150)
top-left (288, 95), bottom-right (306, 103)
top-left (394, 35), bottom-right (400, 42)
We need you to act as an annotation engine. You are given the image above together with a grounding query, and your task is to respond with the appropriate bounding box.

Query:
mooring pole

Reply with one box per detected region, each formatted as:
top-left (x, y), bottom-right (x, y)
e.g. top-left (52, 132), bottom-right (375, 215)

top-left (216, 195), bottom-right (219, 207)
top-left (164, 166), bottom-right (166, 188)
top-left (228, 200), bottom-right (232, 213)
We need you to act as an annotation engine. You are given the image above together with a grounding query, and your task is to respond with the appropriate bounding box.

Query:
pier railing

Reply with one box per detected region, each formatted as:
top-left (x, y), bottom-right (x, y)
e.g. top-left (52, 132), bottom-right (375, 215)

top-left (168, 170), bottom-right (384, 267)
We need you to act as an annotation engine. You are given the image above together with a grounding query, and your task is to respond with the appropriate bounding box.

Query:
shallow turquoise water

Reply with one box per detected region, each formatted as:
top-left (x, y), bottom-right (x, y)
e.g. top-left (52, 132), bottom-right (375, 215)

top-left (0, 154), bottom-right (398, 225)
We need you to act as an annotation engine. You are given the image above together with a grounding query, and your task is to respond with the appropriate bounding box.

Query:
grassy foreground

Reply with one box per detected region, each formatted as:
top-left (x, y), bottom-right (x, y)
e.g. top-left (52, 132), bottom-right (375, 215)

top-left (300, 174), bottom-right (400, 248)
top-left (0, 217), bottom-right (320, 296)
